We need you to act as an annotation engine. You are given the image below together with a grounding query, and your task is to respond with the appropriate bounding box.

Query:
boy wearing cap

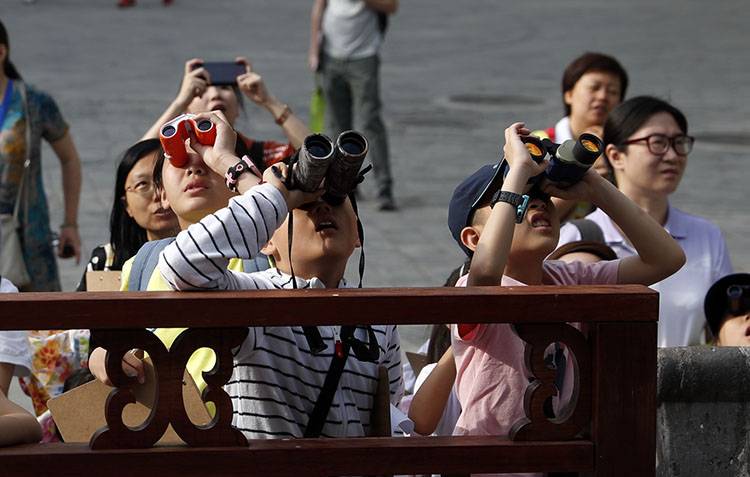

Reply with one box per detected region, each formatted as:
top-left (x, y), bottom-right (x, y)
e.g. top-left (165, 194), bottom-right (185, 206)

top-left (441, 123), bottom-right (684, 452)
top-left (704, 273), bottom-right (750, 347)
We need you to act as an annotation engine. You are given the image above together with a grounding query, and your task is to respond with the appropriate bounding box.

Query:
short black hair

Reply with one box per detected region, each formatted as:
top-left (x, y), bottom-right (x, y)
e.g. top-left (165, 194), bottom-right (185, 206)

top-left (561, 52), bottom-right (628, 116)
top-left (603, 96), bottom-right (688, 154)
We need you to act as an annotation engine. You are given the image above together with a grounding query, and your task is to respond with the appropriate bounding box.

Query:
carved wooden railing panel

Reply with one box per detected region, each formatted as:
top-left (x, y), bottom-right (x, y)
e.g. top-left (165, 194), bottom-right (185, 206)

top-left (0, 286), bottom-right (658, 477)
top-left (511, 323), bottom-right (591, 441)
top-left (89, 328), bottom-right (248, 449)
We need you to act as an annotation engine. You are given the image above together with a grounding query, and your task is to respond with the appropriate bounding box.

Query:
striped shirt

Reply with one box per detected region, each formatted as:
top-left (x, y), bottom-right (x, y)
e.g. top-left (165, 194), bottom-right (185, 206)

top-left (158, 183), bottom-right (404, 438)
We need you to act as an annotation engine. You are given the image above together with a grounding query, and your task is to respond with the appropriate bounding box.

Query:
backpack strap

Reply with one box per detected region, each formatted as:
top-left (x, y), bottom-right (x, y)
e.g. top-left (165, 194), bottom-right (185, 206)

top-left (569, 219), bottom-right (605, 244)
top-left (241, 254), bottom-right (271, 273)
top-left (127, 238), bottom-right (176, 291)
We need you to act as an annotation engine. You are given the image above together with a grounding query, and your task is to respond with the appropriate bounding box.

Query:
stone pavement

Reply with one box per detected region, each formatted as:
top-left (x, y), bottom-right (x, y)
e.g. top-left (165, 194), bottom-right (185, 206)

top-left (3, 0), bottom-right (750, 405)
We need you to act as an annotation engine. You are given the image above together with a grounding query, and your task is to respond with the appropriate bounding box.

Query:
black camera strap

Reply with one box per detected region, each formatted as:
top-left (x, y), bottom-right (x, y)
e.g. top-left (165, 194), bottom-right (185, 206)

top-left (304, 325), bottom-right (355, 437)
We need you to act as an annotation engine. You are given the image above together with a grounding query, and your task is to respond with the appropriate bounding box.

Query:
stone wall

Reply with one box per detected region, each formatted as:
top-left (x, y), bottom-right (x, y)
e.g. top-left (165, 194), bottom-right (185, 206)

top-left (657, 347), bottom-right (750, 477)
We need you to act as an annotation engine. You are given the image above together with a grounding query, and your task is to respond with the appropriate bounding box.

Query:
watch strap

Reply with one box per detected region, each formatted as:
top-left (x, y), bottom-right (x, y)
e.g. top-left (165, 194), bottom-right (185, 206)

top-left (491, 190), bottom-right (530, 223)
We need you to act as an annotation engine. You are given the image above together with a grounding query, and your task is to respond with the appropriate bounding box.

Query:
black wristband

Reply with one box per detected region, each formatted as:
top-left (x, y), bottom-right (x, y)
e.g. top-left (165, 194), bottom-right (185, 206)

top-left (491, 190), bottom-right (530, 223)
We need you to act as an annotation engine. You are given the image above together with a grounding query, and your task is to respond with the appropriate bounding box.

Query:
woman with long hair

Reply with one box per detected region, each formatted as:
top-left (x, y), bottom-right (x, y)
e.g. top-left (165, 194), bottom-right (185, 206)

top-left (76, 139), bottom-right (178, 290)
top-left (0, 20), bottom-right (82, 291)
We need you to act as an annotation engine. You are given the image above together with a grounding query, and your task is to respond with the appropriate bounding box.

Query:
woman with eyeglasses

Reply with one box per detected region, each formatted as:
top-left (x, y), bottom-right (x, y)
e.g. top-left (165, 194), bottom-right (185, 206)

top-left (76, 139), bottom-right (178, 290)
top-left (557, 96), bottom-right (733, 347)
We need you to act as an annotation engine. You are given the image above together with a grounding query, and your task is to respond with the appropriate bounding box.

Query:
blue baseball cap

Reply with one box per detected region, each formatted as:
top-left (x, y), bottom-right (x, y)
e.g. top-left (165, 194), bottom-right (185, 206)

top-left (448, 162), bottom-right (504, 256)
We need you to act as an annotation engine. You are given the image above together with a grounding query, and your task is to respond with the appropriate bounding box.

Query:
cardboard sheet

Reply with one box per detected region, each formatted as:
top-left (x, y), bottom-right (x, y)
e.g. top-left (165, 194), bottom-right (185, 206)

top-left (48, 359), bottom-right (211, 445)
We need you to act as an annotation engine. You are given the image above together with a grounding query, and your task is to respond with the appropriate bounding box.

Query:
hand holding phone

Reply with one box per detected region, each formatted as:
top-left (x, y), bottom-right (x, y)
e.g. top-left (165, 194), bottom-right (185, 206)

top-left (196, 61), bottom-right (245, 86)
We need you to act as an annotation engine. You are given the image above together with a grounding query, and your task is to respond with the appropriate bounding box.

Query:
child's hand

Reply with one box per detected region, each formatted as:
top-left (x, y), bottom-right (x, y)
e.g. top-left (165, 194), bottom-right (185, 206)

top-left (542, 167), bottom-right (607, 204)
top-left (263, 163), bottom-right (324, 210)
top-left (89, 347), bottom-right (145, 386)
top-left (176, 58), bottom-right (209, 107)
top-left (503, 122), bottom-right (548, 183)
top-left (236, 57), bottom-right (273, 107)
top-left (188, 110), bottom-right (239, 176)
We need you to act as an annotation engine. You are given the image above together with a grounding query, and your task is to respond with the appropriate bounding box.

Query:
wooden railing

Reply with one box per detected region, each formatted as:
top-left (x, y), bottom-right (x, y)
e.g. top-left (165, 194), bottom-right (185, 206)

top-left (0, 285), bottom-right (658, 476)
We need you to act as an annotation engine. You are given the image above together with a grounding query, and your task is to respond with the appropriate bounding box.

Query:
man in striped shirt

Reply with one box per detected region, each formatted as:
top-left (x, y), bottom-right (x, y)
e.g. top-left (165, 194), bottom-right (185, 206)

top-left (155, 111), bottom-right (403, 438)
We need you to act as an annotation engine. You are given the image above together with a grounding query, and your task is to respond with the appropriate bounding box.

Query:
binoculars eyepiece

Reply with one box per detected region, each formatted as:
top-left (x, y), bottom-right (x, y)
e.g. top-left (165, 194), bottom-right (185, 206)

top-left (727, 285), bottom-right (750, 316)
top-left (159, 114), bottom-right (217, 168)
top-left (290, 130), bottom-right (369, 205)
top-left (504, 133), bottom-right (604, 190)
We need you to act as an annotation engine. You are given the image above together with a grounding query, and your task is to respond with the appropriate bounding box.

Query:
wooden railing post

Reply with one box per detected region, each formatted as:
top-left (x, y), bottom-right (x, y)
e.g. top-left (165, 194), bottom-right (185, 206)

top-left (591, 321), bottom-right (657, 476)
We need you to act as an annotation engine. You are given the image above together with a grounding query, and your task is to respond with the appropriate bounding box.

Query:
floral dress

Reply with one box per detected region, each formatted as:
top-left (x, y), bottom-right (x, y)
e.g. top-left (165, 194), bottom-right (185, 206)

top-left (18, 330), bottom-right (90, 442)
top-left (0, 80), bottom-right (69, 291)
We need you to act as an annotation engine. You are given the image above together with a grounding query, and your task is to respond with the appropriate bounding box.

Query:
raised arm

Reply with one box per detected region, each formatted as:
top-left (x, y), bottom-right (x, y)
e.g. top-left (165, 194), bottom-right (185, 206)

top-left (142, 59), bottom-right (209, 140)
top-left (468, 123), bottom-right (547, 286)
top-left (545, 173), bottom-right (686, 285)
top-left (235, 57), bottom-right (311, 149)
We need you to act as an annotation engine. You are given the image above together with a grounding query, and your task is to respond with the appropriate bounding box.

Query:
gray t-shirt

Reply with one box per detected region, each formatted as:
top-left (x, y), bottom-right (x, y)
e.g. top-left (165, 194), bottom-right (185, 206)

top-left (322, 0), bottom-right (382, 60)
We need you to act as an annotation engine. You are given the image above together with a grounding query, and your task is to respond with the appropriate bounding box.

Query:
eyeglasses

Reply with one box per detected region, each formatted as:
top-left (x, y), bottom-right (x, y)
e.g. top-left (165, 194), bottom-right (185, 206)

top-left (620, 134), bottom-right (695, 156)
top-left (125, 180), bottom-right (156, 198)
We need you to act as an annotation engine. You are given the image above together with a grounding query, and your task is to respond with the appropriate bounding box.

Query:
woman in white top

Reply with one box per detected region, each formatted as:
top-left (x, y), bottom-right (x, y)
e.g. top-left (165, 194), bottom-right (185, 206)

top-left (558, 96), bottom-right (732, 346)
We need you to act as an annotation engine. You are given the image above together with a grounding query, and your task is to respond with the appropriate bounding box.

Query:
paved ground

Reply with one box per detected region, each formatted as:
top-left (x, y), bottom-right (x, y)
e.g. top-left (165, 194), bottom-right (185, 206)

top-left (4, 0), bottom-right (750, 405)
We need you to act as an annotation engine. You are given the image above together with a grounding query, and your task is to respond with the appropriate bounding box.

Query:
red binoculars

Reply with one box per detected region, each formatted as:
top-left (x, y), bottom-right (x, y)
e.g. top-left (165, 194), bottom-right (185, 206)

top-left (159, 114), bottom-right (217, 167)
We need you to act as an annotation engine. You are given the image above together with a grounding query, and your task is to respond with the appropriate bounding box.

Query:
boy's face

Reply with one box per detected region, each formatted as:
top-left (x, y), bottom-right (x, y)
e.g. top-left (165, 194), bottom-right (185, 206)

top-left (462, 196), bottom-right (560, 257)
top-left (511, 197), bottom-right (561, 256)
top-left (160, 147), bottom-right (237, 228)
top-left (264, 197), bottom-right (360, 273)
top-left (717, 312), bottom-right (750, 347)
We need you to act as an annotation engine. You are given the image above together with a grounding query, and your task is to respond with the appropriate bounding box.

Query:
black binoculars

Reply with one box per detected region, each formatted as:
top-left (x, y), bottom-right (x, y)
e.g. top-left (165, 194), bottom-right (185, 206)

top-left (727, 285), bottom-right (750, 316)
top-left (288, 131), bottom-right (369, 205)
top-left (501, 133), bottom-right (604, 190)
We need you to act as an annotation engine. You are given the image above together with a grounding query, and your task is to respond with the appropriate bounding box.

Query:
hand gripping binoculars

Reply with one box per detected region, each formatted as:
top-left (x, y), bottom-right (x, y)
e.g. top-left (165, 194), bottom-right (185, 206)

top-left (288, 130), bottom-right (369, 205)
top-left (159, 114), bottom-right (217, 167)
top-left (501, 133), bottom-right (604, 189)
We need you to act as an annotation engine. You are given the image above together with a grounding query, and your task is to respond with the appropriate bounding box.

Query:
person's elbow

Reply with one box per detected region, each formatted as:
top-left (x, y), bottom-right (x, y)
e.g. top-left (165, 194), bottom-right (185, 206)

top-left (661, 243), bottom-right (686, 279)
top-left (648, 245), bottom-right (686, 284)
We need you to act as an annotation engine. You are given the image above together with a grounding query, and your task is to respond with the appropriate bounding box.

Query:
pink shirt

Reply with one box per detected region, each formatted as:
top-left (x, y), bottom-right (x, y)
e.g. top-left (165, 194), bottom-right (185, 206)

top-left (452, 259), bottom-right (619, 441)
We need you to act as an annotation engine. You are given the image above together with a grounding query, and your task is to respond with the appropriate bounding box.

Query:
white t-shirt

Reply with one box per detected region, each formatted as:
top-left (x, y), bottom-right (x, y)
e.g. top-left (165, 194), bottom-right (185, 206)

top-left (0, 278), bottom-right (32, 376)
top-left (558, 206), bottom-right (733, 346)
top-left (322, 0), bottom-right (382, 59)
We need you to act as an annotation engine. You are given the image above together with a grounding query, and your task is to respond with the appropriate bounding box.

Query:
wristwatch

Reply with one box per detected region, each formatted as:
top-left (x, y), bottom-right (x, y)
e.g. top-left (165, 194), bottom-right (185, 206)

top-left (491, 190), bottom-right (530, 223)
